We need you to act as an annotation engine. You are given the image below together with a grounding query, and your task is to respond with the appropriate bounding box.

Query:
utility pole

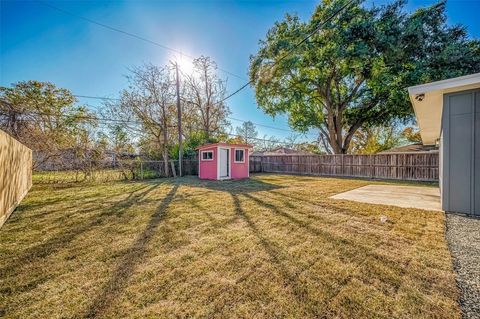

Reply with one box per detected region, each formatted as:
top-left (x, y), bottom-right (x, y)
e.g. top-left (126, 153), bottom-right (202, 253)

top-left (173, 61), bottom-right (183, 177)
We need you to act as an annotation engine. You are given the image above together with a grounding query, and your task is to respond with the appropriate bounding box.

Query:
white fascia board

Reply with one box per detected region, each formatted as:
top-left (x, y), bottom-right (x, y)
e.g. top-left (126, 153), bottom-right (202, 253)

top-left (408, 73), bottom-right (480, 95)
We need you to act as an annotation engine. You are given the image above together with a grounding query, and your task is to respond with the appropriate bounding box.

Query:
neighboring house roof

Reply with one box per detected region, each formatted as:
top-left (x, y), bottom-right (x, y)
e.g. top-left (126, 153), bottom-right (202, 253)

top-left (408, 73), bottom-right (480, 145)
top-left (252, 147), bottom-right (311, 156)
top-left (196, 142), bottom-right (253, 150)
top-left (378, 143), bottom-right (439, 154)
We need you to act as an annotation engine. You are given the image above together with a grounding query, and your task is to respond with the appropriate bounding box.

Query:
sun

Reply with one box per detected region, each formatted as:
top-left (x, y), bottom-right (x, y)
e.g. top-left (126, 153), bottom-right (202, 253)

top-left (176, 56), bottom-right (195, 76)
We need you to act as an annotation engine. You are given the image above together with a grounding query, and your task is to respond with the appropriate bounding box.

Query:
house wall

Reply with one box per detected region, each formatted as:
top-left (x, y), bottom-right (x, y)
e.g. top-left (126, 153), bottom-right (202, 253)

top-left (231, 147), bottom-right (249, 179)
top-left (199, 146), bottom-right (218, 180)
top-left (0, 129), bottom-right (32, 228)
top-left (439, 130), bottom-right (443, 208)
top-left (442, 89), bottom-right (480, 216)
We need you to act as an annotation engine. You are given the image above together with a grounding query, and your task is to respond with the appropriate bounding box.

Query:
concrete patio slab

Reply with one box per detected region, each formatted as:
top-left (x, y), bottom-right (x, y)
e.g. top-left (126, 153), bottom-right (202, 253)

top-left (330, 185), bottom-right (441, 211)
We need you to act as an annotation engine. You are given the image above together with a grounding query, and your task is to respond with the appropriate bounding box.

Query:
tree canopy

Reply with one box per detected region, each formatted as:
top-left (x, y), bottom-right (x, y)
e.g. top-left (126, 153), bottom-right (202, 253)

top-left (0, 80), bottom-right (93, 168)
top-left (249, 0), bottom-right (480, 153)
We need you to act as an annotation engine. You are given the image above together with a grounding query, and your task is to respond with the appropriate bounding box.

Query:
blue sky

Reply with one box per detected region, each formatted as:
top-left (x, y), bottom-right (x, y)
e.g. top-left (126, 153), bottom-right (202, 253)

top-left (1, 0), bottom-right (479, 141)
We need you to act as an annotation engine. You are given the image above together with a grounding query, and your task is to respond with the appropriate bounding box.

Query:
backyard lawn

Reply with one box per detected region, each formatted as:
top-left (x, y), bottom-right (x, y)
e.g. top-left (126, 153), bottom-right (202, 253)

top-left (0, 174), bottom-right (460, 318)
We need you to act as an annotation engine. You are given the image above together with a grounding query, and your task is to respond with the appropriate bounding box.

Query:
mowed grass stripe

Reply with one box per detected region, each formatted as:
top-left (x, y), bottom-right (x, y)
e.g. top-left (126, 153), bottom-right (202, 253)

top-left (0, 174), bottom-right (460, 318)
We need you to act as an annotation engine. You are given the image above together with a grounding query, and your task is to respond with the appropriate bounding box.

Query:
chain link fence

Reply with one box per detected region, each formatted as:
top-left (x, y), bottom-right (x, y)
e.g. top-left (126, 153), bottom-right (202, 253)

top-left (33, 158), bottom-right (198, 184)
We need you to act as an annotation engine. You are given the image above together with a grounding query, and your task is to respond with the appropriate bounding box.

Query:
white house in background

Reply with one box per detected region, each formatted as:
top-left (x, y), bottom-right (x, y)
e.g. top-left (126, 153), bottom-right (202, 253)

top-left (408, 73), bottom-right (480, 217)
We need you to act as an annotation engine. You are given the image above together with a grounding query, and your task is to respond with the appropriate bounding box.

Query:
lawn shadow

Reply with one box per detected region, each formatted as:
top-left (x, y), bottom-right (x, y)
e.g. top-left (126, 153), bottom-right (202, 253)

top-left (186, 197), bottom-right (240, 230)
top-left (238, 191), bottom-right (407, 315)
top-left (173, 176), bottom-right (284, 194)
top-left (0, 182), bottom-right (160, 279)
top-left (229, 193), bottom-right (325, 317)
top-left (265, 189), bottom-right (385, 223)
top-left (245, 191), bottom-right (394, 262)
top-left (82, 184), bottom-right (179, 318)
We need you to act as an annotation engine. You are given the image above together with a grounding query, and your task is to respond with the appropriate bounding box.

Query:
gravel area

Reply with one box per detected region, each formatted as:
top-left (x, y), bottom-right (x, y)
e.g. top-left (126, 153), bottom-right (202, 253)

top-left (446, 214), bottom-right (480, 319)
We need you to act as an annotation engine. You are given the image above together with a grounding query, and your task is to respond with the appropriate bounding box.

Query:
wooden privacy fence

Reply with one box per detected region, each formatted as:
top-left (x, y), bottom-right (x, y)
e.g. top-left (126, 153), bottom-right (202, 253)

top-left (0, 129), bottom-right (32, 228)
top-left (249, 152), bottom-right (439, 182)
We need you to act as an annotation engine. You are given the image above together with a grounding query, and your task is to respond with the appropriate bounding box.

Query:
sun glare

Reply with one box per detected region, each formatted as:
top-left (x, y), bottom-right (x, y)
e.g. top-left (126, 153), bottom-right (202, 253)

top-left (176, 56), bottom-right (195, 76)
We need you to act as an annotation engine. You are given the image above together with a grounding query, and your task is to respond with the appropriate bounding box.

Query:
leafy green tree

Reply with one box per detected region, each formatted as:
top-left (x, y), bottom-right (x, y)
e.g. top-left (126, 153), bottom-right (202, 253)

top-left (249, 0), bottom-right (480, 153)
top-left (109, 124), bottom-right (134, 154)
top-left (349, 123), bottom-right (404, 154)
top-left (0, 80), bottom-right (94, 168)
top-left (170, 131), bottom-right (218, 160)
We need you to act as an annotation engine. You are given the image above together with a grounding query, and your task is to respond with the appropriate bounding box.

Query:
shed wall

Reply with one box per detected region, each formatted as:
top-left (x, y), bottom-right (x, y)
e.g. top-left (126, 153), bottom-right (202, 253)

top-left (231, 148), bottom-right (249, 179)
top-left (198, 147), bottom-right (217, 180)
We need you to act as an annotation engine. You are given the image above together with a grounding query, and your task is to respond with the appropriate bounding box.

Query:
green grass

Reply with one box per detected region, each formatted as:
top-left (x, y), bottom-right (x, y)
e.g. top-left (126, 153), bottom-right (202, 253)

top-left (0, 174), bottom-right (460, 318)
top-left (32, 168), bottom-right (163, 184)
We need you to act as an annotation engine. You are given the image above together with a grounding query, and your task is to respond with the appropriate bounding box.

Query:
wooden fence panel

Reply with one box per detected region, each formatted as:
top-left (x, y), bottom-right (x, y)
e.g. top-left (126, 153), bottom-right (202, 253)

top-left (248, 152), bottom-right (439, 182)
top-left (1, 129), bottom-right (32, 228)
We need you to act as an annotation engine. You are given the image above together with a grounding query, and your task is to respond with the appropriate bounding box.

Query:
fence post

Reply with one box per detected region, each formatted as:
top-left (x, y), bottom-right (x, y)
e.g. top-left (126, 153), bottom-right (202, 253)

top-left (370, 155), bottom-right (375, 179)
top-left (170, 161), bottom-right (177, 178)
top-left (341, 154), bottom-right (344, 176)
top-left (141, 162), bottom-right (144, 180)
top-left (394, 154), bottom-right (398, 179)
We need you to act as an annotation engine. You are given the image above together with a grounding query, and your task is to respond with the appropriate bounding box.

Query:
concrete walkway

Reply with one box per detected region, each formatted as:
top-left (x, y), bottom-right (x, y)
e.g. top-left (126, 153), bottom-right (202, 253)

top-left (330, 184), bottom-right (441, 211)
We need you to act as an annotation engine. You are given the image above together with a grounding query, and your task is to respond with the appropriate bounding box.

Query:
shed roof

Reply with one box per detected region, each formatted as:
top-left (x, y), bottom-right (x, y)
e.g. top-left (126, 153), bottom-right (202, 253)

top-left (196, 142), bottom-right (253, 150)
top-left (408, 73), bottom-right (480, 145)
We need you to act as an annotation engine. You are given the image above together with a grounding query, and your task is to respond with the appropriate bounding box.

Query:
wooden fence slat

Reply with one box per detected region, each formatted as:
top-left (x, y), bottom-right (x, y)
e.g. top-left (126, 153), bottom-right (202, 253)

top-left (248, 153), bottom-right (439, 182)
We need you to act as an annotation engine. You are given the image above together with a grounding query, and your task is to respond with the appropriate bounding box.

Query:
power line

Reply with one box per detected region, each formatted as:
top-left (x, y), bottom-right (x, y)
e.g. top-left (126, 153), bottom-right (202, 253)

top-left (212, 0), bottom-right (356, 106)
top-left (38, 1), bottom-right (247, 81)
top-left (228, 116), bottom-right (317, 137)
top-left (11, 110), bottom-right (313, 147)
top-left (42, 0), bottom-right (354, 106)
top-left (11, 110), bottom-right (143, 125)
top-left (73, 94), bottom-right (313, 136)
top-left (74, 94), bottom-right (119, 101)
top-left (65, 1), bottom-right (354, 136)
top-left (23, 1), bottom-right (353, 147)
top-left (183, 125), bottom-right (309, 147)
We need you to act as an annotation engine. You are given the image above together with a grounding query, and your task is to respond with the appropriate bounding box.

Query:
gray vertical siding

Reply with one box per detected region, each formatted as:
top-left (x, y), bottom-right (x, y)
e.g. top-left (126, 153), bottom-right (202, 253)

top-left (475, 91), bottom-right (480, 215)
top-left (442, 89), bottom-right (480, 216)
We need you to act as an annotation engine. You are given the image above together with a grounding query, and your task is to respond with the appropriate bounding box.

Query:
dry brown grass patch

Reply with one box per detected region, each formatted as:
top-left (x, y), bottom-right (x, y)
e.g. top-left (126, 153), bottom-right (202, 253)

top-left (0, 174), bottom-right (460, 318)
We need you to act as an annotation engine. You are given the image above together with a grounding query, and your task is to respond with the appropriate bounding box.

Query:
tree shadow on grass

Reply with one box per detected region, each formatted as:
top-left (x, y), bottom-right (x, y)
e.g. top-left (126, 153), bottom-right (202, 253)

top-left (0, 183), bottom-right (160, 280)
top-left (242, 192), bottom-right (411, 313)
top-left (243, 192), bottom-right (390, 265)
top-left (82, 184), bottom-right (179, 318)
top-left (186, 197), bottom-right (240, 230)
top-left (265, 189), bottom-right (387, 225)
top-left (230, 192), bottom-right (326, 318)
top-left (177, 176), bottom-right (284, 194)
